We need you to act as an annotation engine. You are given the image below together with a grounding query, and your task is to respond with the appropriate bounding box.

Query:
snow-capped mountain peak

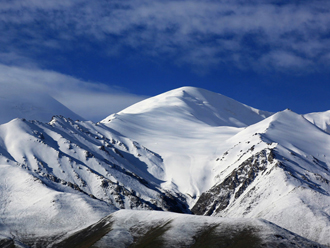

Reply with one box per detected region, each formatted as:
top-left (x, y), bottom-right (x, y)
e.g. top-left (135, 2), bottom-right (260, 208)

top-left (101, 86), bottom-right (274, 203)
top-left (102, 86), bottom-right (272, 127)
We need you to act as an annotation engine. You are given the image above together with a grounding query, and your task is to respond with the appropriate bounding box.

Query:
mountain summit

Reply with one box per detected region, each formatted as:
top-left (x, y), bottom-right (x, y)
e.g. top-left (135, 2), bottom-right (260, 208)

top-left (102, 86), bottom-right (272, 127)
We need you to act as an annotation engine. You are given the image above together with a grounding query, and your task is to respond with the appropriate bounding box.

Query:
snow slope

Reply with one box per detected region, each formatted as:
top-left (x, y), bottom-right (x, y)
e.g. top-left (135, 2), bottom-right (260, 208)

top-left (102, 86), bottom-right (273, 204)
top-left (304, 110), bottom-right (330, 133)
top-left (0, 157), bottom-right (114, 243)
top-left (0, 88), bottom-right (83, 124)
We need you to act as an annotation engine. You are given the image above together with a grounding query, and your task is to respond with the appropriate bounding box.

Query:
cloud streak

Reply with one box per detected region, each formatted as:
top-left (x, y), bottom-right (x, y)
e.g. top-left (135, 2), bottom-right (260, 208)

top-left (0, 64), bottom-right (147, 121)
top-left (1, 0), bottom-right (330, 72)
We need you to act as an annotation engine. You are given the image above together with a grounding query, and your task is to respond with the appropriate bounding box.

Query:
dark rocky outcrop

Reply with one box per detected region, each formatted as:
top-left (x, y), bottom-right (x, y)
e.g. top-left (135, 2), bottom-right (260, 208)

top-left (192, 149), bottom-right (273, 216)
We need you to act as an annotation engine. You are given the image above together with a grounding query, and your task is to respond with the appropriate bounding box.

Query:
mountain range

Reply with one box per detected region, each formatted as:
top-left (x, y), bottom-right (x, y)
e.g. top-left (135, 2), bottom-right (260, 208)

top-left (0, 86), bottom-right (329, 247)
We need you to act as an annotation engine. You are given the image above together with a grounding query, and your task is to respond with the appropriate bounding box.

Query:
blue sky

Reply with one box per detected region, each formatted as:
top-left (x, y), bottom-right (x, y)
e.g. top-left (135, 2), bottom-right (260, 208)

top-left (1, 0), bottom-right (330, 121)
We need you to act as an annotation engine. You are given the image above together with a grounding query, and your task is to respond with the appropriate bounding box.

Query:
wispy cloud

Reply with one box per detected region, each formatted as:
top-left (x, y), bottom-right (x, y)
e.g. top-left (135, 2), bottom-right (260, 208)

top-left (258, 51), bottom-right (313, 72)
top-left (0, 64), bottom-right (147, 121)
top-left (1, 0), bottom-right (330, 72)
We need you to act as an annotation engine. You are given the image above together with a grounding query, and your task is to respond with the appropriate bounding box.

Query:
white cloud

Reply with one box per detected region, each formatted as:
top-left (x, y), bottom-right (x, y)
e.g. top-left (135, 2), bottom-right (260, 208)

top-left (258, 51), bottom-right (313, 72)
top-left (0, 64), bottom-right (147, 121)
top-left (1, 1), bottom-right (330, 72)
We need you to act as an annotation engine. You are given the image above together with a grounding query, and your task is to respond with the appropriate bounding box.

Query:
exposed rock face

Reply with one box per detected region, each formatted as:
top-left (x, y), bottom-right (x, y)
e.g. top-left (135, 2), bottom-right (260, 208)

top-left (192, 149), bottom-right (273, 216)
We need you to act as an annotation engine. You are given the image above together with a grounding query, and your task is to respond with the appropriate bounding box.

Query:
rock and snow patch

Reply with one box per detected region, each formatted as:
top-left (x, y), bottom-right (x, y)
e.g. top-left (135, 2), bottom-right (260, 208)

top-left (53, 210), bottom-right (325, 248)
